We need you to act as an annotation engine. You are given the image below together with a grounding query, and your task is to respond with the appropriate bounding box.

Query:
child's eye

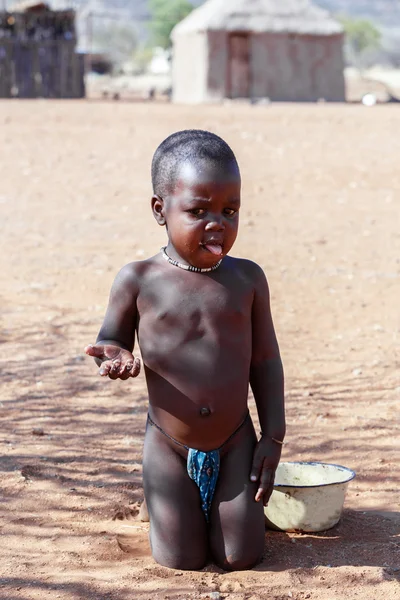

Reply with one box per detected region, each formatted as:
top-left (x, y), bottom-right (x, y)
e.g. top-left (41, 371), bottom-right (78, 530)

top-left (224, 208), bottom-right (238, 217)
top-left (188, 208), bottom-right (206, 216)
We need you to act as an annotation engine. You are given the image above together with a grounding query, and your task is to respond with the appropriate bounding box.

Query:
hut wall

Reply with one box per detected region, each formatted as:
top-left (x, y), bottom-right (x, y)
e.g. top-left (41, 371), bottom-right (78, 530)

top-left (206, 30), bottom-right (228, 102)
top-left (250, 32), bottom-right (345, 102)
top-left (172, 30), bottom-right (208, 103)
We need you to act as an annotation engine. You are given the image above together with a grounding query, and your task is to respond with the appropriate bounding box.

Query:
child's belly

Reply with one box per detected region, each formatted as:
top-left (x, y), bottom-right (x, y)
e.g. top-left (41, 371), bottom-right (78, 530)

top-left (139, 327), bottom-right (252, 450)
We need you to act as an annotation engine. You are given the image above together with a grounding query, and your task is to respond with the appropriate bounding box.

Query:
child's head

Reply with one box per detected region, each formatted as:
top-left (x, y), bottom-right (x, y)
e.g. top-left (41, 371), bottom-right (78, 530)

top-left (151, 130), bottom-right (241, 269)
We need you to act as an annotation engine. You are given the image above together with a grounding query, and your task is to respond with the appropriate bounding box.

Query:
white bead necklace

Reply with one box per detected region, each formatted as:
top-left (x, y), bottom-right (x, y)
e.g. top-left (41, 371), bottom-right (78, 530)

top-left (161, 247), bottom-right (222, 273)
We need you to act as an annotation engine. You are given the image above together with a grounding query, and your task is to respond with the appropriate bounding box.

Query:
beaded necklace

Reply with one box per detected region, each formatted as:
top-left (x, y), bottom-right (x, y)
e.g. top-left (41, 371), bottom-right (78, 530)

top-left (161, 247), bottom-right (222, 273)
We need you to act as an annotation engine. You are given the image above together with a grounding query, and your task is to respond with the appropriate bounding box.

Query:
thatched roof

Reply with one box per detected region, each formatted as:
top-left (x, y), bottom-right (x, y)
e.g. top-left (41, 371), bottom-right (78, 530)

top-left (12, 1), bottom-right (50, 11)
top-left (172, 0), bottom-right (343, 37)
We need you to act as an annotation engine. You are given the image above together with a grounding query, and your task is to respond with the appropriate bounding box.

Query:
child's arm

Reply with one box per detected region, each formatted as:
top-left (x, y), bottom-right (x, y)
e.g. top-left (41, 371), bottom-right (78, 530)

top-left (85, 264), bottom-right (140, 381)
top-left (248, 264), bottom-right (285, 505)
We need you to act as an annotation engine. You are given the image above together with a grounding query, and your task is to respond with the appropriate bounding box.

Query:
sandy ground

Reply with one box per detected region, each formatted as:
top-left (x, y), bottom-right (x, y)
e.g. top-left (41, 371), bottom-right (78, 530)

top-left (0, 100), bottom-right (399, 600)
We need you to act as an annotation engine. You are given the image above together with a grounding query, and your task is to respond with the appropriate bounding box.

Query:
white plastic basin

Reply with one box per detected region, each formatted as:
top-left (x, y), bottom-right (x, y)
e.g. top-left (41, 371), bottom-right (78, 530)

top-left (264, 461), bottom-right (356, 533)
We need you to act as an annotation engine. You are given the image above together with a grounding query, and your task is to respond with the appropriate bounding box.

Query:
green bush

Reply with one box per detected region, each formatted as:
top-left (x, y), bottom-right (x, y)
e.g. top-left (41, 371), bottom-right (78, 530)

top-left (148, 0), bottom-right (194, 48)
top-left (339, 16), bottom-right (381, 66)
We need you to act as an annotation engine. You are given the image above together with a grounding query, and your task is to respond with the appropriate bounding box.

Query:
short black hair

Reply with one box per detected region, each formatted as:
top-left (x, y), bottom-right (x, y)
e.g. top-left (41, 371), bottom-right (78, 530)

top-left (151, 129), bottom-right (239, 198)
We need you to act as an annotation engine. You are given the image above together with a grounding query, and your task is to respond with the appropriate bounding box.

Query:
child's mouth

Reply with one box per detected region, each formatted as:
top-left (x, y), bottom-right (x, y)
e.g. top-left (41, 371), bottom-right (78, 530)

top-left (202, 243), bottom-right (223, 256)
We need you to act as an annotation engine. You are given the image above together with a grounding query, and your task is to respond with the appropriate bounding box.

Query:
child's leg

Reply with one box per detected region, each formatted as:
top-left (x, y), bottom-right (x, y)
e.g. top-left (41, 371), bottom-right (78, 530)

top-left (209, 418), bottom-right (265, 571)
top-left (143, 422), bottom-right (208, 570)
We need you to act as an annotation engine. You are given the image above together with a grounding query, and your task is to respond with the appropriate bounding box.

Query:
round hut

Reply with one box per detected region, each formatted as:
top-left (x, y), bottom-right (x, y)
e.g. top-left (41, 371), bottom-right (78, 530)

top-left (171, 0), bottom-right (345, 103)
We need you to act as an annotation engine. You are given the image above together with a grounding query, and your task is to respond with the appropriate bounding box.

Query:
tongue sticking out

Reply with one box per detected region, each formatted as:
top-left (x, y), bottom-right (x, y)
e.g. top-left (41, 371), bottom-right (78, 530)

top-left (205, 244), bottom-right (223, 256)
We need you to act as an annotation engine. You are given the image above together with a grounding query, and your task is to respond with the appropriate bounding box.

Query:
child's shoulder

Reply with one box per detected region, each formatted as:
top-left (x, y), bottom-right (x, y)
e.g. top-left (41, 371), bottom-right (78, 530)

top-left (111, 254), bottom-right (161, 293)
top-left (227, 256), bottom-right (268, 284)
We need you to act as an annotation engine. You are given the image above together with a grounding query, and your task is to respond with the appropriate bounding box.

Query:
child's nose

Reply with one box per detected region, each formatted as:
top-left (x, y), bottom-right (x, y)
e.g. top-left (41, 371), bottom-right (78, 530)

top-left (205, 217), bottom-right (225, 231)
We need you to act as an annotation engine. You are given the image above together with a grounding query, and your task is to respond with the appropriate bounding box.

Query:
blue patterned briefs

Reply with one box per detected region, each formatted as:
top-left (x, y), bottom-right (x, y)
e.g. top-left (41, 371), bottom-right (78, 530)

top-left (187, 449), bottom-right (220, 523)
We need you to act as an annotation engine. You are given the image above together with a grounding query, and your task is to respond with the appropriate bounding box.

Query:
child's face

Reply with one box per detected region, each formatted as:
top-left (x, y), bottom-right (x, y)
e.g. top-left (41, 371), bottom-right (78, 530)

top-left (160, 159), bottom-right (241, 268)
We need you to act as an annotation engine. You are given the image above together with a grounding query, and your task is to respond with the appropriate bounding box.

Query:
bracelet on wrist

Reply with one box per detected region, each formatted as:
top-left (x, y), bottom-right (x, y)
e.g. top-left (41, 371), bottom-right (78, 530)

top-left (260, 432), bottom-right (285, 446)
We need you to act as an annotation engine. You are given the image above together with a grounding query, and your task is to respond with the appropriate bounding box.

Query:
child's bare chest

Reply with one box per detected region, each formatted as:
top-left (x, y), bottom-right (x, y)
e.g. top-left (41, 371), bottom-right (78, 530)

top-left (136, 273), bottom-right (253, 345)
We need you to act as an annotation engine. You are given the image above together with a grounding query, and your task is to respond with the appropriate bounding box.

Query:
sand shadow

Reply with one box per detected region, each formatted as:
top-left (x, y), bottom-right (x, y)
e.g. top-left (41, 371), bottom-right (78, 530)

top-left (255, 508), bottom-right (399, 577)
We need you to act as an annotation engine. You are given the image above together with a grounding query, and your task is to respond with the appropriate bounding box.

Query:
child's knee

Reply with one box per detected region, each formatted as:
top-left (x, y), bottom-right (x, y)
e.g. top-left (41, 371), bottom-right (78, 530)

top-left (214, 546), bottom-right (264, 572)
top-left (152, 548), bottom-right (207, 571)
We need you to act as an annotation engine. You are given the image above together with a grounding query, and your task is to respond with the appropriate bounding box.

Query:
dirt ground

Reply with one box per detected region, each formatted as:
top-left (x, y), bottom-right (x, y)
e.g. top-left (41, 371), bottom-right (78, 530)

top-left (0, 100), bottom-right (399, 600)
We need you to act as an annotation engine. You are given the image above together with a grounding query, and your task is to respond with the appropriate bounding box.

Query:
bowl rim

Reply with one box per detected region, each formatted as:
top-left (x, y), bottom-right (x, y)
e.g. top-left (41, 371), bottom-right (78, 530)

top-left (273, 461), bottom-right (356, 488)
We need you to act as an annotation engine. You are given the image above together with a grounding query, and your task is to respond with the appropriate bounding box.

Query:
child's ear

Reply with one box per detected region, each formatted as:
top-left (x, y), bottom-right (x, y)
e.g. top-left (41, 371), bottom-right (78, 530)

top-left (151, 195), bottom-right (166, 226)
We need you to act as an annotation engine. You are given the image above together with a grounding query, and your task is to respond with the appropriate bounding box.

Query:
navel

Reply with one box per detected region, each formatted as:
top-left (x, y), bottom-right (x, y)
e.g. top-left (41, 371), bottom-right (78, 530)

top-left (200, 407), bottom-right (211, 417)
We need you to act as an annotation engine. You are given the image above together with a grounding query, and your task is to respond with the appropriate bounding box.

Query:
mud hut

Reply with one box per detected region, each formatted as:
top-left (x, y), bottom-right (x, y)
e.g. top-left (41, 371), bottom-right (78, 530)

top-left (0, 1), bottom-right (84, 98)
top-left (171, 0), bottom-right (345, 103)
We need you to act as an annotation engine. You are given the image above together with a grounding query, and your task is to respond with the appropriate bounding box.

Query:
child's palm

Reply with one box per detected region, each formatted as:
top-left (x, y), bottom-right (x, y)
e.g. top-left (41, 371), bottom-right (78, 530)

top-left (85, 344), bottom-right (140, 380)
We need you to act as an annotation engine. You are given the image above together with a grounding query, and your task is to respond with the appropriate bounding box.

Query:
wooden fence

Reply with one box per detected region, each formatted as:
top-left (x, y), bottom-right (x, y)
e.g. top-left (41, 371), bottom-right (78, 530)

top-left (0, 39), bottom-right (85, 98)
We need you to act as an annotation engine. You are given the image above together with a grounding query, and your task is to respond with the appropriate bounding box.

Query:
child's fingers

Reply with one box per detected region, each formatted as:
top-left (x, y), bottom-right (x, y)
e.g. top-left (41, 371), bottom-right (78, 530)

top-left (250, 448), bottom-right (263, 483)
top-left (97, 355), bottom-right (139, 379)
top-left (85, 344), bottom-right (106, 359)
top-left (117, 361), bottom-right (133, 380)
top-left (119, 372), bottom-right (132, 381)
top-left (99, 360), bottom-right (112, 376)
top-left (121, 360), bottom-right (133, 375)
top-left (255, 483), bottom-right (273, 504)
top-left (255, 465), bottom-right (275, 504)
top-left (263, 487), bottom-right (274, 506)
top-left (129, 357), bottom-right (141, 378)
top-left (255, 487), bottom-right (264, 503)
top-left (109, 360), bottom-right (121, 378)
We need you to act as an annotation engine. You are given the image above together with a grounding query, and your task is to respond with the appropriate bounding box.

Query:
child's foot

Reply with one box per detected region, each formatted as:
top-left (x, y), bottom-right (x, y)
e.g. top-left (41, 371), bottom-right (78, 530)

top-left (111, 504), bottom-right (147, 553)
top-left (139, 499), bottom-right (149, 522)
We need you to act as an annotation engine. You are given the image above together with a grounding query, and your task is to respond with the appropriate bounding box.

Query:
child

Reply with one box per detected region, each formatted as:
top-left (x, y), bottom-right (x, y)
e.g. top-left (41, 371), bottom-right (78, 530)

top-left (85, 130), bottom-right (285, 571)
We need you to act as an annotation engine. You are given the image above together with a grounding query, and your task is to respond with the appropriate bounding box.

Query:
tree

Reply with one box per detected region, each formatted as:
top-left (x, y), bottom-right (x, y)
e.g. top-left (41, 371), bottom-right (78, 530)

top-left (148, 0), bottom-right (194, 49)
top-left (339, 16), bottom-right (381, 68)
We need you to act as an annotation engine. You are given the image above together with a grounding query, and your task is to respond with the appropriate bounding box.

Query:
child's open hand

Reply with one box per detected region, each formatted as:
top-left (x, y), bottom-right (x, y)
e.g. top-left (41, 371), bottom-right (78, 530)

top-left (250, 437), bottom-right (282, 506)
top-left (85, 344), bottom-right (141, 380)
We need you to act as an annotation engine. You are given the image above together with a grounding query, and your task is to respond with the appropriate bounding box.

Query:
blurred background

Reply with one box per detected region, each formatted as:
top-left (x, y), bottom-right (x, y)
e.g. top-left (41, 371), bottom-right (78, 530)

top-left (1, 0), bottom-right (400, 103)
